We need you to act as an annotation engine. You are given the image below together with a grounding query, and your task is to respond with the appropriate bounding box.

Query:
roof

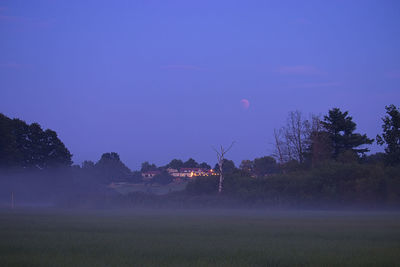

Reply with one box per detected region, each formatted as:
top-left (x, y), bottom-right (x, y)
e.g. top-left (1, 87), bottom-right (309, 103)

top-left (142, 170), bottom-right (161, 175)
top-left (180, 168), bottom-right (209, 172)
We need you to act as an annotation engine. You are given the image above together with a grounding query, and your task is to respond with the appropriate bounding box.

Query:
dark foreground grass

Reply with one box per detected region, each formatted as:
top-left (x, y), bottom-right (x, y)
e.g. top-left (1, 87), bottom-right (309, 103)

top-left (0, 209), bottom-right (399, 267)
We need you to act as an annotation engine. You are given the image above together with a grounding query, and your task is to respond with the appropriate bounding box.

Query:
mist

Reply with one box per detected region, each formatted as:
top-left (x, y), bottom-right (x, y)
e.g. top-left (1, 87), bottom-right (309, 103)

top-left (1, 1), bottom-right (400, 265)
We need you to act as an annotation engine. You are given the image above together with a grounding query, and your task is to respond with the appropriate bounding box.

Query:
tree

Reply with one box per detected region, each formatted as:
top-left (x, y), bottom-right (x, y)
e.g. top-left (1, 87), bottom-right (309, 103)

top-left (377, 104), bottom-right (400, 165)
top-left (361, 152), bottom-right (385, 165)
top-left (96, 152), bottom-right (132, 183)
top-left (10, 118), bottom-right (30, 166)
top-left (253, 156), bottom-right (279, 176)
top-left (140, 161), bottom-right (157, 172)
top-left (183, 158), bottom-right (199, 168)
top-left (27, 123), bottom-right (47, 167)
top-left (213, 142), bottom-right (234, 193)
top-left (0, 114), bottom-right (18, 167)
top-left (82, 160), bottom-right (95, 169)
top-left (152, 170), bottom-right (173, 185)
top-left (41, 129), bottom-right (73, 167)
top-left (273, 128), bottom-right (287, 164)
top-left (0, 113), bottom-right (72, 169)
top-left (305, 115), bottom-right (333, 166)
top-left (284, 111), bottom-right (310, 163)
top-left (322, 108), bottom-right (373, 158)
top-left (273, 111), bottom-right (312, 165)
top-left (214, 159), bottom-right (236, 175)
top-left (239, 160), bottom-right (253, 174)
top-left (166, 159), bottom-right (183, 170)
top-left (199, 162), bottom-right (211, 169)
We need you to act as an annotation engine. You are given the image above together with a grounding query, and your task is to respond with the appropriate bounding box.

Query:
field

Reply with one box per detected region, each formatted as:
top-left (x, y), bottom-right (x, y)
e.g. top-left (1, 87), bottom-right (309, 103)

top-left (111, 182), bottom-right (188, 195)
top-left (1, 209), bottom-right (399, 267)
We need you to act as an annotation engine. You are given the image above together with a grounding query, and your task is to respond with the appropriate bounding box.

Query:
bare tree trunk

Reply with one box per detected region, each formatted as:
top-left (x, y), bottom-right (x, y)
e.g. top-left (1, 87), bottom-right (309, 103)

top-left (273, 129), bottom-right (284, 163)
top-left (213, 142), bottom-right (235, 194)
top-left (283, 111), bottom-right (310, 164)
top-left (273, 111), bottom-right (316, 168)
top-left (218, 163), bottom-right (224, 193)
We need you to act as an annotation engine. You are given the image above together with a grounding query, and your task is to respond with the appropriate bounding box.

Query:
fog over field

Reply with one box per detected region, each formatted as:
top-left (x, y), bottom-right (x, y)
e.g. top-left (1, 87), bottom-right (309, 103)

top-left (1, 0), bottom-right (400, 266)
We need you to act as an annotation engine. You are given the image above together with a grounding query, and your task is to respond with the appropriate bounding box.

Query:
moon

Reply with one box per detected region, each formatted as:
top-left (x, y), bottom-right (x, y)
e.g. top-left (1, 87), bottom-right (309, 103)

top-left (240, 99), bottom-right (250, 109)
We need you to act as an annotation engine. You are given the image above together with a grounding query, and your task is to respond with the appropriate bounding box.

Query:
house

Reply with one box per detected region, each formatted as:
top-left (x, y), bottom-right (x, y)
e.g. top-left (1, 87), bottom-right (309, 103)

top-left (170, 168), bottom-right (217, 178)
top-left (140, 167), bottom-right (218, 183)
top-left (141, 170), bottom-right (161, 180)
top-left (166, 168), bottom-right (180, 177)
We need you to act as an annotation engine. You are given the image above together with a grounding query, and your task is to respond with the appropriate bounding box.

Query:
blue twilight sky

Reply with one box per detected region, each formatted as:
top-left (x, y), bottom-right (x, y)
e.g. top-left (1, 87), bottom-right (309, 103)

top-left (1, 0), bottom-right (399, 170)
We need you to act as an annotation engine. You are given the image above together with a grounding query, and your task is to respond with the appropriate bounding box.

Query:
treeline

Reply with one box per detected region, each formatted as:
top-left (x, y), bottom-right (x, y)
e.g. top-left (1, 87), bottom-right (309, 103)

top-left (0, 112), bottom-right (212, 203)
top-left (0, 115), bottom-right (125, 203)
top-left (1, 104), bottom-right (399, 208)
top-left (186, 105), bottom-right (400, 207)
top-left (142, 158), bottom-right (211, 172)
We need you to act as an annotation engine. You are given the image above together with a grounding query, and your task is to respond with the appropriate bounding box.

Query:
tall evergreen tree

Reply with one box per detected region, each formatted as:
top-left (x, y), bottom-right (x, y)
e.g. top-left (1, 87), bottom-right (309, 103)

top-left (322, 108), bottom-right (373, 158)
top-left (377, 104), bottom-right (400, 165)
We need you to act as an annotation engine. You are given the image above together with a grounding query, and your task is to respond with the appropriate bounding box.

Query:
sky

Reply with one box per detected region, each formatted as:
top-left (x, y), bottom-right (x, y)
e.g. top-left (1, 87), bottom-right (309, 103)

top-left (1, 0), bottom-right (399, 170)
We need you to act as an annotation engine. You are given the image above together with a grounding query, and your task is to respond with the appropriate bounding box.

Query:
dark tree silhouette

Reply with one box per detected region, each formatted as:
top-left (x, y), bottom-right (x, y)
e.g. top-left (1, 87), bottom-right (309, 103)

top-left (322, 108), bottom-right (373, 158)
top-left (95, 152), bottom-right (131, 183)
top-left (152, 171), bottom-right (173, 185)
top-left (253, 156), bottom-right (279, 176)
top-left (183, 158), bottom-right (199, 168)
top-left (140, 161), bottom-right (157, 172)
top-left (239, 160), bottom-right (253, 174)
top-left (377, 104), bottom-right (400, 165)
top-left (166, 159), bottom-right (184, 170)
top-left (0, 113), bottom-right (72, 169)
top-left (199, 162), bottom-right (211, 169)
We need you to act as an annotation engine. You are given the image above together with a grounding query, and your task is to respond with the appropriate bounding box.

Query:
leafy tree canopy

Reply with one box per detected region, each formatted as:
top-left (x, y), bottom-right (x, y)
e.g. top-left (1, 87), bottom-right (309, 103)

top-left (166, 159), bottom-right (183, 170)
top-left (239, 160), bottom-right (253, 174)
top-left (140, 161), bottom-right (157, 172)
top-left (253, 156), bottom-right (279, 176)
top-left (377, 104), bottom-right (400, 165)
top-left (0, 113), bottom-right (72, 169)
top-left (96, 152), bottom-right (132, 182)
top-left (199, 162), bottom-right (211, 169)
top-left (81, 160), bottom-right (95, 169)
top-left (183, 158), bottom-right (199, 168)
top-left (152, 170), bottom-right (173, 185)
top-left (214, 159), bottom-right (236, 175)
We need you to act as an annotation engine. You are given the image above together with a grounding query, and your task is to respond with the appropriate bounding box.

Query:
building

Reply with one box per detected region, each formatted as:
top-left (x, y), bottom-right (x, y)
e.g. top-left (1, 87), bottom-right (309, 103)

top-left (141, 170), bottom-right (161, 180)
top-left (140, 167), bottom-right (218, 183)
top-left (167, 168), bottom-right (217, 178)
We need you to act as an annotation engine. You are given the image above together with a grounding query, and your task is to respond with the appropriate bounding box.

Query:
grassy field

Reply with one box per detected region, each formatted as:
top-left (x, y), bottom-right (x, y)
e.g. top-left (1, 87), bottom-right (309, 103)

top-left (0, 209), bottom-right (399, 267)
top-left (112, 182), bottom-right (188, 195)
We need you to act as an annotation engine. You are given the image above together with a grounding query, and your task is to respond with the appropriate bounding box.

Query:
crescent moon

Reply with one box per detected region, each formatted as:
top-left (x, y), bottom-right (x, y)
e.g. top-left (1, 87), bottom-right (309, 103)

top-left (240, 99), bottom-right (250, 109)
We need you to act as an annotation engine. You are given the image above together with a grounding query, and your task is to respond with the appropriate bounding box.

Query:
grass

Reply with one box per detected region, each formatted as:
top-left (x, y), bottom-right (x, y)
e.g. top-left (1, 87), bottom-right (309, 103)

top-left (0, 209), bottom-right (399, 267)
top-left (113, 182), bottom-right (188, 195)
